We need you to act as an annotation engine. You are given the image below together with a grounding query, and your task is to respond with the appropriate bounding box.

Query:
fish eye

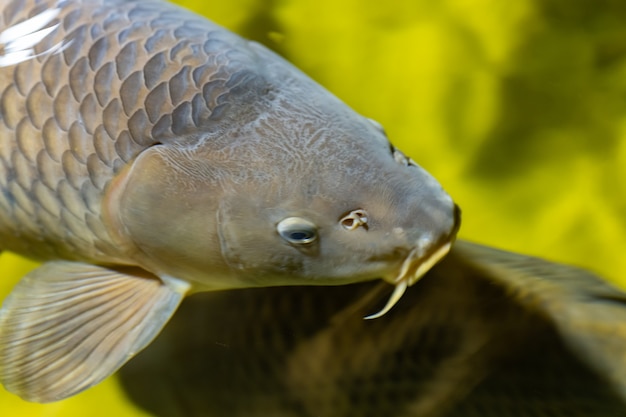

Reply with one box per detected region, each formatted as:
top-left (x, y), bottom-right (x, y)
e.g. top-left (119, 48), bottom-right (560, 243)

top-left (277, 217), bottom-right (318, 245)
top-left (387, 143), bottom-right (415, 167)
top-left (366, 117), bottom-right (414, 168)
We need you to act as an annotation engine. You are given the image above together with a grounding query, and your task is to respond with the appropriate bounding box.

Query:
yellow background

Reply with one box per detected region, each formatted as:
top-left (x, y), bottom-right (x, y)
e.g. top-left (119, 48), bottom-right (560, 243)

top-left (2, 0), bottom-right (625, 414)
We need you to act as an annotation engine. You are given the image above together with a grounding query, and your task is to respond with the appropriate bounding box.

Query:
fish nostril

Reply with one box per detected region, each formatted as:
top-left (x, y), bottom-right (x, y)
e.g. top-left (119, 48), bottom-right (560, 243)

top-left (340, 209), bottom-right (369, 231)
top-left (342, 218), bottom-right (355, 228)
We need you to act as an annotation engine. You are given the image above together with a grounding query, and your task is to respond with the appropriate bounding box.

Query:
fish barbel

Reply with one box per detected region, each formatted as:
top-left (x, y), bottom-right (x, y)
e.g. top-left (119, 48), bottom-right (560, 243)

top-left (0, 0), bottom-right (458, 402)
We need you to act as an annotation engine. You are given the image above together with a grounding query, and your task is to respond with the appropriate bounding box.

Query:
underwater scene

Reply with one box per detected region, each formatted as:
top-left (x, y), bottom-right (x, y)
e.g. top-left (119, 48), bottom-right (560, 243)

top-left (1, 0), bottom-right (625, 415)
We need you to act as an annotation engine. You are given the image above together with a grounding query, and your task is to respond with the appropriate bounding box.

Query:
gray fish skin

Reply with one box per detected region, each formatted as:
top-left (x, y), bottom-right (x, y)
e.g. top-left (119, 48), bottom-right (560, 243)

top-left (0, 0), bottom-right (456, 286)
top-left (0, 0), bottom-right (458, 403)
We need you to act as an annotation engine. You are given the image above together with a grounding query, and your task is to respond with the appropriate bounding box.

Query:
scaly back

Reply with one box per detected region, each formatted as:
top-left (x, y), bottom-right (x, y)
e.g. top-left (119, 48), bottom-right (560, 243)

top-left (0, 0), bottom-right (256, 262)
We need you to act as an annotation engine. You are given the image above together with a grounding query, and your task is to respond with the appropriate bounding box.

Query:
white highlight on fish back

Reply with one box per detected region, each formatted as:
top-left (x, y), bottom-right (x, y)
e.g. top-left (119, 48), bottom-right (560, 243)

top-left (0, 8), bottom-right (66, 67)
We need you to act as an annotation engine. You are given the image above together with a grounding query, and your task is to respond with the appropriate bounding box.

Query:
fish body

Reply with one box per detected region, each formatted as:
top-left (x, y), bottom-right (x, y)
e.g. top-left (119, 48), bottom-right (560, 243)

top-left (120, 241), bottom-right (626, 417)
top-left (0, 0), bottom-right (458, 403)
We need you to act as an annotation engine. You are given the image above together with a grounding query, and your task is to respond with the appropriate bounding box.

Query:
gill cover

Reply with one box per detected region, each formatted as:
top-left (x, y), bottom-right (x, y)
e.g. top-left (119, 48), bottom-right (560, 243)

top-left (104, 145), bottom-right (229, 288)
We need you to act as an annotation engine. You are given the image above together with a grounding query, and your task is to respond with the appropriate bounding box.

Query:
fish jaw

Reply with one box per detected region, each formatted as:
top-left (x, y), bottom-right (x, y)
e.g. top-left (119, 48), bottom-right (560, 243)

top-left (364, 211), bottom-right (459, 320)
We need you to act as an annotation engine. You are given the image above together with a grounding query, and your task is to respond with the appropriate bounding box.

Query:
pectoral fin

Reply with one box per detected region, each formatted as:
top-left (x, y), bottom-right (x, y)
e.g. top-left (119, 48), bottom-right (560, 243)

top-left (0, 261), bottom-right (189, 403)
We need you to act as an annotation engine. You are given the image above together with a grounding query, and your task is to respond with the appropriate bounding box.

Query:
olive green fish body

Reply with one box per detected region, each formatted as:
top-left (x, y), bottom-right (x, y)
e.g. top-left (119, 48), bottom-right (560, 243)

top-left (0, 0), bottom-right (459, 403)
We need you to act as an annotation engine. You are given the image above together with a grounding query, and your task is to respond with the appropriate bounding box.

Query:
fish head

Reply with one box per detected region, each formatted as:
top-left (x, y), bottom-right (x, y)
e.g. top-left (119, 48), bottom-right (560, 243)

top-left (105, 60), bottom-right (459, 318)
top-left (213, 113), bottom-right (461, 294)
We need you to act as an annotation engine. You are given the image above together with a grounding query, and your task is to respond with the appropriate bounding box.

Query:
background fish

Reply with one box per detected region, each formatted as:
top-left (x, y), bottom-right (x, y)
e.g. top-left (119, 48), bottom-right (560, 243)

top-left (0, 0), bottom-right (458, 403)
top-left (118, 241), bottom-right (626, 417)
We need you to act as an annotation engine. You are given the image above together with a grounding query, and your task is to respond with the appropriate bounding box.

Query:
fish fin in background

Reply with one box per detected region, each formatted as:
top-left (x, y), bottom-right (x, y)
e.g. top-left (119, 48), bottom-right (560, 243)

top-left (453, 240), bottom-right (626, 402)
top-left (0, 261), bottom-right (188, 403)
top-left (118, 241), bottom-right (626, 417)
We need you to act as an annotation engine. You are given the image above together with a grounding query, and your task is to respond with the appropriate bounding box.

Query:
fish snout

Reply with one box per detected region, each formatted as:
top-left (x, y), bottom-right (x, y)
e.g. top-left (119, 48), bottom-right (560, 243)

top-left (405, 201), bottom-right (461, 286)
top-left (365, 202), bottom-right (460, 320)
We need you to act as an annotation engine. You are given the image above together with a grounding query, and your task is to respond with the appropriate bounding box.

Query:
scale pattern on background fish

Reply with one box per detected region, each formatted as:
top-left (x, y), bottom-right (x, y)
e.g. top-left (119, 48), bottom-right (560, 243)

top-left (0, 0), bottom-right (257, 262)
top-left (119, 241), bottom-right (626, 417)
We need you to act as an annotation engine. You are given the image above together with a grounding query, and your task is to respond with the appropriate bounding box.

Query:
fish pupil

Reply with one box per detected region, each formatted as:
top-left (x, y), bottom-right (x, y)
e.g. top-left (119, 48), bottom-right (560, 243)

top-left (289, 231), bottom-right (311, 240)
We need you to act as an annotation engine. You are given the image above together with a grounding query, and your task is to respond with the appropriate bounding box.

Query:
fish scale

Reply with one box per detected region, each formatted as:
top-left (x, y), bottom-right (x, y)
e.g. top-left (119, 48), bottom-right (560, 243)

top-left (0, 0), bottom-right (257, 262)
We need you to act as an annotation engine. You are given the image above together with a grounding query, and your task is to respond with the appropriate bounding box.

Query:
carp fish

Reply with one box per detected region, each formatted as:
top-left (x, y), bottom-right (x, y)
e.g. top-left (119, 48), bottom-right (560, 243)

top-left (0, 0), bottom-right (459, 403)
top-left (120, 241), bottom-right (626, 417)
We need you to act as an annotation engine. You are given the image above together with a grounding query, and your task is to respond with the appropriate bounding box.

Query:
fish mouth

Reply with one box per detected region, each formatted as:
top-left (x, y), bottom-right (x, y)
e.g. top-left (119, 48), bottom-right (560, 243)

top-left (364, 205), bottom-right (460, 320)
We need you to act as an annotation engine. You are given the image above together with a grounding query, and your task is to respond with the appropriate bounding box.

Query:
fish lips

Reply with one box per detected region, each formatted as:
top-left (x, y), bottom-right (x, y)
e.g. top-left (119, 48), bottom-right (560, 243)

top-left (365, 203), bottom-right (461, 320)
